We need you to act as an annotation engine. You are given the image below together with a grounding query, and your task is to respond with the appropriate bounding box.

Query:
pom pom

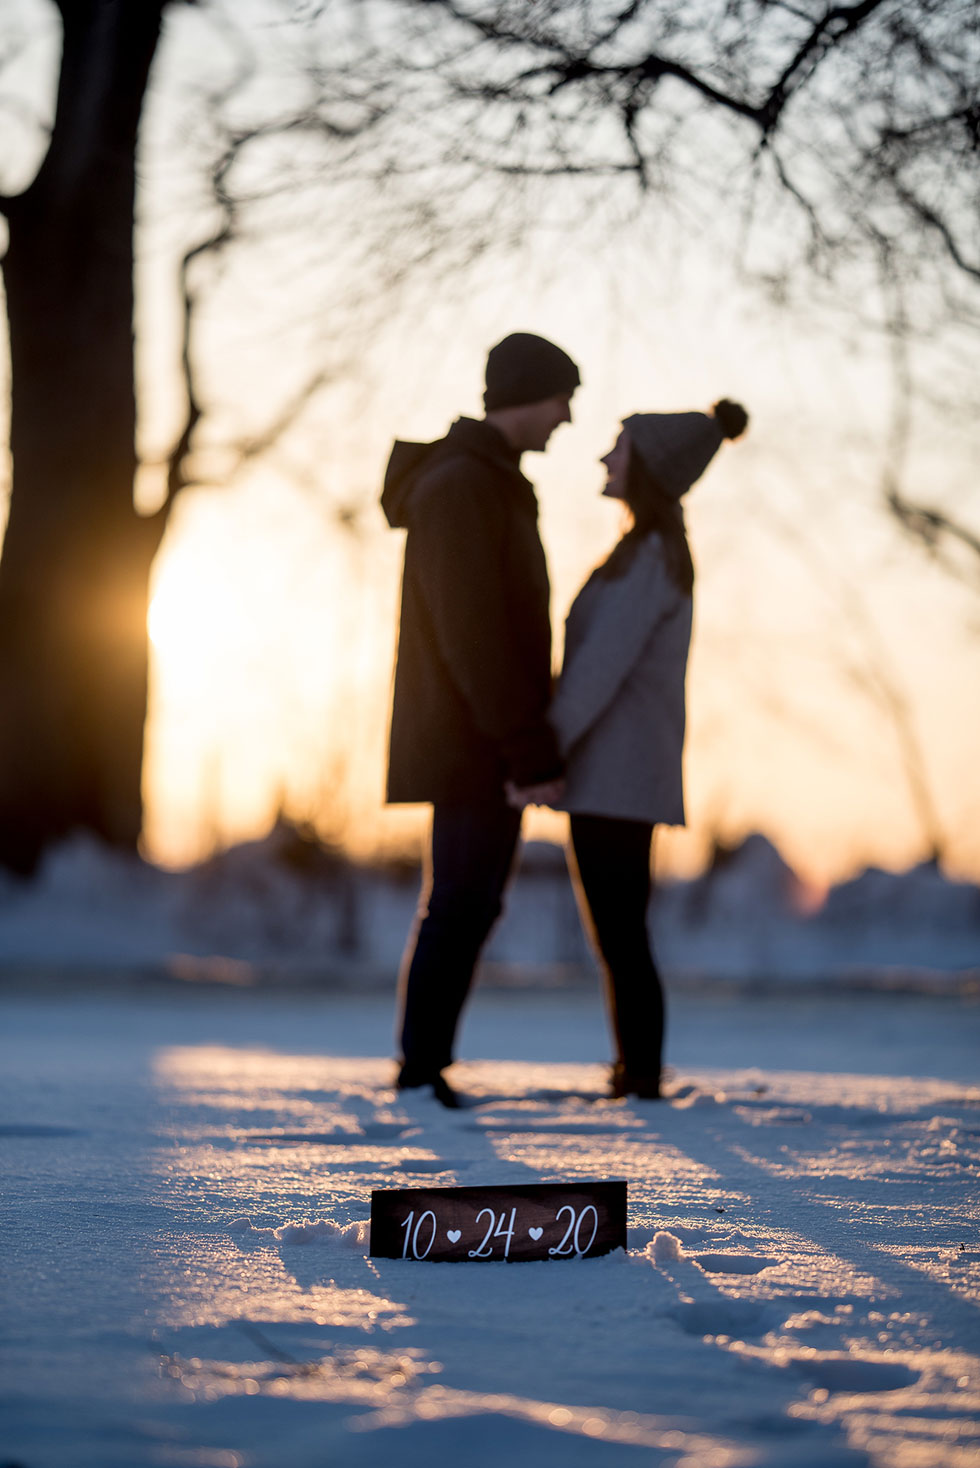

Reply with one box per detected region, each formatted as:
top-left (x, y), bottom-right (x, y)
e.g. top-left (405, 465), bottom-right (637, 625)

top-left (712, 399), bottom-right (749, 440)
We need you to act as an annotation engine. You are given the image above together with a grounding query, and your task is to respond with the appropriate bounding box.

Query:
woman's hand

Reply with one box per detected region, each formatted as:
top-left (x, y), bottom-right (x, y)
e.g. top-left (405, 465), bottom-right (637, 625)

top-left (505, 778), bottom-right (566, 810)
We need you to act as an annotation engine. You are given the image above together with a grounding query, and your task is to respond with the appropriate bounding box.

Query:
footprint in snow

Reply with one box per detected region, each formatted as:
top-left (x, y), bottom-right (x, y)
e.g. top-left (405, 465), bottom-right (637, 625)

top-left (358, 1121), bottom-right (418, 1141)
top-left (670, 1297), bottom-right (779, 1339)
top-left (244, 1130), bottom-right (364, 1145)
top-left (668, 1086), bottom-right (727, 1108)
top-left (392, 1157), bottom-right (469, 1173)
top-left (694, 1253), bottom-right (783, 1275)
top-left (648, 1233), bottom-right (780, 1276)
top-left (733, 1106), bottom-right (813, 1126)
top-left (793, 1354), bottom-right (920, 1393)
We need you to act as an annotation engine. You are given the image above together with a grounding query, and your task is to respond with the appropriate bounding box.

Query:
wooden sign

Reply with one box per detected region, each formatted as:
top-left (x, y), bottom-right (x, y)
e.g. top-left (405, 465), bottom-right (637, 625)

top-left (370, 1180), bottom-right (627, 1262)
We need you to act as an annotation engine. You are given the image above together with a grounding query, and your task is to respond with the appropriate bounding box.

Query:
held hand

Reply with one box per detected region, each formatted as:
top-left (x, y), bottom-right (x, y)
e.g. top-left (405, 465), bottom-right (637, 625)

top-left (505, 778), bottom-right (566, 810)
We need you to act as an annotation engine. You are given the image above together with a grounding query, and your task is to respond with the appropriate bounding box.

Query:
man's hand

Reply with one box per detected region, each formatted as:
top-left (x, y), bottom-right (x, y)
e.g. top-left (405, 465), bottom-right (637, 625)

top-left (504, 778), bottom-right (566, 810)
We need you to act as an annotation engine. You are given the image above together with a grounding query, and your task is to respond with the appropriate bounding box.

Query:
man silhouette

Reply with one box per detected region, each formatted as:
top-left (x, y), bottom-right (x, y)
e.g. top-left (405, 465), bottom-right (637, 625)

top-left (381, 332), bottom-right (580, 1106)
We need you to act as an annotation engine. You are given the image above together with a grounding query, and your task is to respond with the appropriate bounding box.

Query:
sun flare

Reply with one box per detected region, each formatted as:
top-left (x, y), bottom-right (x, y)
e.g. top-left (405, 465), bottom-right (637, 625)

top-left (148, 574), bottom-right (231, 655)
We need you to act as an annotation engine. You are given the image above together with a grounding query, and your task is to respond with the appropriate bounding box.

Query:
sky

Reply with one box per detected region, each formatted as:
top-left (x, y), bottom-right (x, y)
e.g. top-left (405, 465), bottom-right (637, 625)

top-left (2, 0), bottom-right (979, 888)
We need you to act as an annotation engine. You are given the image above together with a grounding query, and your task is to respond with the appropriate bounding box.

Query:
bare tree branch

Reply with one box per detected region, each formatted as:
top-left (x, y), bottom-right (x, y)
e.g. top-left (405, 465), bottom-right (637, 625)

top-left (878, 252), bottom-right (980, 584)
top-left (886, 488), bottom-right (980, 575)
top-left (758, 0), bottom-right (890, 134)
top-left (888, 181), bottom-right (980, 283)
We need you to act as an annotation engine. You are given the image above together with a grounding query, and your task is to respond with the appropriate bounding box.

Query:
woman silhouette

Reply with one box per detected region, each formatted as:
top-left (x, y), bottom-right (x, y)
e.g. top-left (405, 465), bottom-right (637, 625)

top-left (548, 400), bottom-right (749, 1099)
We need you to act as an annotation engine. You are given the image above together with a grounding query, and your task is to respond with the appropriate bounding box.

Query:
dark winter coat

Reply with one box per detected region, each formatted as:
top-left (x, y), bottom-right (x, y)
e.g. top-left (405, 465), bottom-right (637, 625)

top-left (382, 417), bottom-right (562, 804)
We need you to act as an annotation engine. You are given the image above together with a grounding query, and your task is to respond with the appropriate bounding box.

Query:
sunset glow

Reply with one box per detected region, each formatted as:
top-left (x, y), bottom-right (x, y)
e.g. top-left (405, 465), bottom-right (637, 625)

top-left (138, 347), bottom-right (980, 889)
top-left (148, 569), bottom-right (237, 659)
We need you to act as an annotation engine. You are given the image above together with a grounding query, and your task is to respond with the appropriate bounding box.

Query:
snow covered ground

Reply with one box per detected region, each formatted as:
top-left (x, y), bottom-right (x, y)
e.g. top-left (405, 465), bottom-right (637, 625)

top-left (2, 983), bottom-right (978, 1468)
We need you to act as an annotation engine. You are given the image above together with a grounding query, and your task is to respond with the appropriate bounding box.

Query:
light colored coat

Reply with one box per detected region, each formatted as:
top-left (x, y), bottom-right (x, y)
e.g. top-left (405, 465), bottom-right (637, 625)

top-left (549, 532), bottom-right (693, 825)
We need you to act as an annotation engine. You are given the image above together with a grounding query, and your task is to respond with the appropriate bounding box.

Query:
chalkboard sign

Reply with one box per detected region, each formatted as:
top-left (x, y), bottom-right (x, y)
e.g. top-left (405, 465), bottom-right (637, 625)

top-left (370, 1180), bottom-right (627, 1262)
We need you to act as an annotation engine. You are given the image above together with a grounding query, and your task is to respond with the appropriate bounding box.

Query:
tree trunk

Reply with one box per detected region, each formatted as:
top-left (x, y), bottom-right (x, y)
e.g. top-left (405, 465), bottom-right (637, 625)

top-left (0, 1), bottom-right (167, 875)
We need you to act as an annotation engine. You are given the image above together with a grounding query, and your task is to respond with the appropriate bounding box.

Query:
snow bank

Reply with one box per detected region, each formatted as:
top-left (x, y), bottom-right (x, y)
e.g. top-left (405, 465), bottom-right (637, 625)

top-left (0, 823), bottom-right (976, 986)
top-left (228, 1216), bottom-right (370, 1248)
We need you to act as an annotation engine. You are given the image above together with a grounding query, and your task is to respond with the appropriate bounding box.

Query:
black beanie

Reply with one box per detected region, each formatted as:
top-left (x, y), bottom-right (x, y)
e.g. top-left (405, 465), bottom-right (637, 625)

top-left (483, 332), bottom-right (581, 411)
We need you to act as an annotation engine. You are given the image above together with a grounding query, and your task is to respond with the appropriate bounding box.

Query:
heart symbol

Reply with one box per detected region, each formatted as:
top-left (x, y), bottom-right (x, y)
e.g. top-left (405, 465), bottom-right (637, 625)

top-left (528, 1227), bottom-right (543, 1241)
top-left (447, 1229), bottom-right (461, 1243)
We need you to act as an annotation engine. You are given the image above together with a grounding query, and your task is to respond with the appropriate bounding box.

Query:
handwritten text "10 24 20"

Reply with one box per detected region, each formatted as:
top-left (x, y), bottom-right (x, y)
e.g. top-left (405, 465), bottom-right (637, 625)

top-left (370, 1181), bottom-right (627, 1263)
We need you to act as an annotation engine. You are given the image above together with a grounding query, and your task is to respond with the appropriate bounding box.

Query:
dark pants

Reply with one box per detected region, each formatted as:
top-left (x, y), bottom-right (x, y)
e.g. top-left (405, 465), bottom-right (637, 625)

top-left (397, 800), bottom-right (522, 1078)
top-left (568, 813), bottom-right (664, 1082)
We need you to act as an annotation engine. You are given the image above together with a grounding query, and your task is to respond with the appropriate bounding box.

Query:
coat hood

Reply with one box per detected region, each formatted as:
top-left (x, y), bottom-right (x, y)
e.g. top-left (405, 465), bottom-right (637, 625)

top-left (381, 417), bottom-right (526, 529)
top-left (381, 439), bottom-right (437, 528)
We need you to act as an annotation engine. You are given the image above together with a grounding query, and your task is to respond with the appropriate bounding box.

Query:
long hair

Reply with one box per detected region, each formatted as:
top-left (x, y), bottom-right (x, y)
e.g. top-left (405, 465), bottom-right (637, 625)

top-left (597, 452), bottom-right (695, 595)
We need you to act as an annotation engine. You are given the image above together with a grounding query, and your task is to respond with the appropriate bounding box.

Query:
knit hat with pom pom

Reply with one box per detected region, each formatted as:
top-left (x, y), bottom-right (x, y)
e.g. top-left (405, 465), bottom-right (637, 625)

top-left (623, 399), bottom-right (748, 499)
